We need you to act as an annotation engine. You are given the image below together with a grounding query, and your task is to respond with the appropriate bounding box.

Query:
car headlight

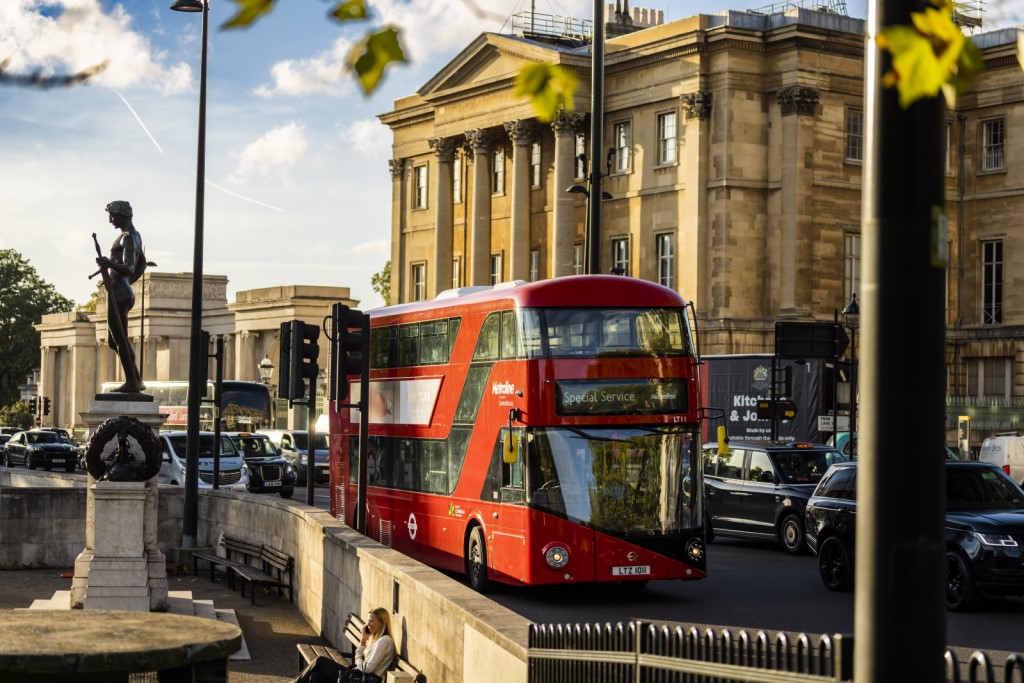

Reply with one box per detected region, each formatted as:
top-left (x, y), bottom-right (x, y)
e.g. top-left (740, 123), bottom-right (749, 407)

top-left (975, 532), bottom-right (1018, 548)
top-left (285, 463), bottom-right (294, 474)
top-left (242, 464), bottom-right (250, 474)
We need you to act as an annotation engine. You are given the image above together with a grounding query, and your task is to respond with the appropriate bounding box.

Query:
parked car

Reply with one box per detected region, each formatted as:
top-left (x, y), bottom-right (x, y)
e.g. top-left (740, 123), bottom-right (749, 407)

top-left (805, 460), bottom-right (1024, 611)
top-left (33, 428), bottom-right (84, 469)
top-left (257, 429), bottom-right (329, 485)
top-left (0, 427), bottom-right (24, 436)
top-left (979, 433), bottom-right (1024, 486)
top-left (702, 441), bottom-right (847, 553)
top-left (225, 432), bottom-right (296, 499)
top-left (3, 430), bottom-right (78, 471)
top-left (0, 434), bottom-right (11, 460)
top-left (157, 431), bottom-right (249, 491)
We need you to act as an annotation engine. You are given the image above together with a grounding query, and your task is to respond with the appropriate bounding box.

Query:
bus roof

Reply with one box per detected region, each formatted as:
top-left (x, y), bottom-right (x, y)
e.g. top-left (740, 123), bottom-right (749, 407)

top-left (371, 275), bottom-right (689, 322)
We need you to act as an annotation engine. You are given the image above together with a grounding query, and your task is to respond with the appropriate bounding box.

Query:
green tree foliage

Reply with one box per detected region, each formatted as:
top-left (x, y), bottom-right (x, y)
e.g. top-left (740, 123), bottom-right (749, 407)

top-left (0, 400), bottom-right (32, 430)
top-left (371, 260), bottom-right (391, 306)
top-left (0, 249), bottom-right (74, 406)
top-left (77, 283), bottom-right (102, 314)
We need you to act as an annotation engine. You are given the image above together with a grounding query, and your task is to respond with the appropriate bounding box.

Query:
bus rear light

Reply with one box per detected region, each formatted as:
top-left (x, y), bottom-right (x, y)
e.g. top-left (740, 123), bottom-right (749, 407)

top-left (544, 544), bottom-right (569, 569)
top-left (686, 538), bottom-right (705, 564)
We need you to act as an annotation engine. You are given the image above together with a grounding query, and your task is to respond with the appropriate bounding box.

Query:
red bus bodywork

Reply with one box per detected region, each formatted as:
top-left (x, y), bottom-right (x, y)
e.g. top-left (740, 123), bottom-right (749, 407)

top-left (330, 275), bottom-right (706, 588)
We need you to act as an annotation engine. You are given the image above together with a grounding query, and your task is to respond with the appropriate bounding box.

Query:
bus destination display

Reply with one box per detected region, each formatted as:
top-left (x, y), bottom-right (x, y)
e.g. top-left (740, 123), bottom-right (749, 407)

top-left (555, 378), bottom-right (688, 416)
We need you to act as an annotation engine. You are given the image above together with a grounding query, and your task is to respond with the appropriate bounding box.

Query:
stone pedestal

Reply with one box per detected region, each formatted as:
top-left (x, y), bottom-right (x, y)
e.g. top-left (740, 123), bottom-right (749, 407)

top-left (73, 395), bottom-right (169, 611)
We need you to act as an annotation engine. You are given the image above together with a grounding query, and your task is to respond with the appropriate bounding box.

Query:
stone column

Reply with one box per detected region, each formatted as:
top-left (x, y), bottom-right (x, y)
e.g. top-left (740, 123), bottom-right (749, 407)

top-left (504, 120), bottom-right (537, 282)
top-left (551, 111), bottom-right (583, 277)
top-left (777, 85), bottom-right (819, 317)
top-left (39, 345), bottom-right (55, 425)
top-left (429, 137), bottom-right (457, 297)
top-left (238, 331), bottom-right (253, 382)
top-left (466, 129), bottom-right (497, 286)
top-left (389, 158), bottom-right (405, 305)
top-left (681, 91), bottom-right (712, 309)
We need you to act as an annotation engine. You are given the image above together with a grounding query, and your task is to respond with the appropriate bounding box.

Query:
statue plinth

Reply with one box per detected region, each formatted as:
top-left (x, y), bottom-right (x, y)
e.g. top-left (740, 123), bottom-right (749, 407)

top-left (73, 395), bottom-right (169, 611)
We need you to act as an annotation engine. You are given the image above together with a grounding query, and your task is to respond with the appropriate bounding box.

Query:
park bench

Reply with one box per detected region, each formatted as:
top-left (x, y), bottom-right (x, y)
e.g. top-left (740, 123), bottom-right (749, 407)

top-left (297, 612), bottom-right (424, 682)
top-left (191, 534), bottom-right (261, 589)
top-left (230, 543), bottom-right (295, 605)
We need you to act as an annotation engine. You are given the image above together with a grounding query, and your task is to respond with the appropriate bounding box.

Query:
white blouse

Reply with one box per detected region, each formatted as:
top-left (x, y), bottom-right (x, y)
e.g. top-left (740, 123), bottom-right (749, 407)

top-left (354, 634), bottom-right (395, 678)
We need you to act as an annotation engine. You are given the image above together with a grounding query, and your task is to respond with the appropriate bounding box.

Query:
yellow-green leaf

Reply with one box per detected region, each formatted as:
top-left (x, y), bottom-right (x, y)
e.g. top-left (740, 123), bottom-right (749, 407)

top-left (513, 63), bottom-right (578, 122)
top-left (222, 0), bottom-right (275, 29)
top-left (330, 0), bottom-right (367, 21)
top-left (347, 27), bottom-right (407, 95)
top-left (878, 0), bottom-right (983, 108)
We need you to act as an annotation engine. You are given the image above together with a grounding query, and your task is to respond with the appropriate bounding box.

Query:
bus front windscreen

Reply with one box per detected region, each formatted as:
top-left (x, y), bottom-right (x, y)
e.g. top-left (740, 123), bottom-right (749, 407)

top-left (520, 307), bottom-right (693, 358)
top-left (526, 426), bottom-right (697, 535)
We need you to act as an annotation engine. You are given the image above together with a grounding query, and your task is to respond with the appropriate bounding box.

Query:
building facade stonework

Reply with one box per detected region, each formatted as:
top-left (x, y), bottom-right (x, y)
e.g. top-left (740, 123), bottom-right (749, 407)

top-left (379, 10), bottom-right (1024, 447)
top-left (35, 274), bottom-right (356, 432)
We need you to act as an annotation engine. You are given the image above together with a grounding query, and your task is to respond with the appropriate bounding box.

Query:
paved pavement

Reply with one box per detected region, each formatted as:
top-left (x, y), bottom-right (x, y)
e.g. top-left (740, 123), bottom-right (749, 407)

top-left (0, 565), bottom-right (325, 682)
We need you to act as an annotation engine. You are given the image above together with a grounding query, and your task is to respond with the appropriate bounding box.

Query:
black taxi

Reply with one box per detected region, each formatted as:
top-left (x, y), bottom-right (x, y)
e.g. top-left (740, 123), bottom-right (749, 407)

top-left (702, 440), bottom-right (847, 553)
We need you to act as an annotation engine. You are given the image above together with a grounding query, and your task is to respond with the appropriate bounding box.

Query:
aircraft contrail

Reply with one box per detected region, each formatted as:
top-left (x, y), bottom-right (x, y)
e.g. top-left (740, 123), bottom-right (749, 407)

top-left (112, 88), bottom-right (163, 154)
top-left (113, 88), bottom-right (284, 213)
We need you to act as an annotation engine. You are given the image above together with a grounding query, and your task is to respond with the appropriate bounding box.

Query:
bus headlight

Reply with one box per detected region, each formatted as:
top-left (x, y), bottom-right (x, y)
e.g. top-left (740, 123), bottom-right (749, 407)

top-left (686, 538), bottom-right (705, 564)
top-left (544, 544), bottom-right (569, 569)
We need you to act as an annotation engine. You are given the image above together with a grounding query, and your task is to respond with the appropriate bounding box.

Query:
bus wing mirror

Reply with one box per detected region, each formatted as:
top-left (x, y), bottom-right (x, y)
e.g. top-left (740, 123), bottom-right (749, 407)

top-left (503, 433), bottom-right (520, 464)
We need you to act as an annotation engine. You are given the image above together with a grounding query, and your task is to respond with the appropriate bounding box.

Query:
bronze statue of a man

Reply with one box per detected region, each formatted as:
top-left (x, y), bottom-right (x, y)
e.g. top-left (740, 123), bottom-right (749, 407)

top-left (94, 200), bottom-right (146, 393)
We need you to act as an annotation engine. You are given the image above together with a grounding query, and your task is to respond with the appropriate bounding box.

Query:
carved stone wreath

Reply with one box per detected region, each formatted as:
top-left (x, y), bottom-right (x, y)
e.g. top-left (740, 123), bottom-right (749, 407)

top-left (85, 416), bottom-right (162, 482)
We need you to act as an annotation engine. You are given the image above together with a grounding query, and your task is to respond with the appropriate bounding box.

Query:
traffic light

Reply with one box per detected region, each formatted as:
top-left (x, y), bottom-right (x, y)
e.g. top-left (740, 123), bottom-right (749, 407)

top-left (330, 304), bottom-right (368, 402)
top-left (42, 397), bottom-right (51, 416)
top-left (28, 397), bottom-right (38, 415)
top-left (773, 366), bottom-right (792, 397)
top-left (278, 321), bottom-right (293, 400)
top-left (288, 321), bottom-right (320, 401)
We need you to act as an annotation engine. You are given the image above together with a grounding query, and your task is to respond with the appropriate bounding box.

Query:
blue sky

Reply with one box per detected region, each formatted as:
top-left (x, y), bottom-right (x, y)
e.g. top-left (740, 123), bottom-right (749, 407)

top-left (1, 0), bottom-right (1016, 311)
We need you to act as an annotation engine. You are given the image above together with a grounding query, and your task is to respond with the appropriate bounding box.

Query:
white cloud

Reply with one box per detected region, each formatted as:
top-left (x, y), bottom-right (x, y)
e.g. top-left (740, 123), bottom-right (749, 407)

top-left (254, 0), bottom-right (595, 98)
top-left (0, 0), bottom-right (192, 91)
top-left (230, 122), bottom-right (309, 184)
top-left (253, 36), bottom-right (357, 98)
top-left (345, 118), bottom-right (391, 158)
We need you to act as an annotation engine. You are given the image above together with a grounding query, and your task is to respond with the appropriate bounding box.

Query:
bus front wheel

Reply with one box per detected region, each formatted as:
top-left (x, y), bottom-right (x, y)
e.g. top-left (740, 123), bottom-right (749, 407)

top-left (465, 526), bottom-right (491, 593)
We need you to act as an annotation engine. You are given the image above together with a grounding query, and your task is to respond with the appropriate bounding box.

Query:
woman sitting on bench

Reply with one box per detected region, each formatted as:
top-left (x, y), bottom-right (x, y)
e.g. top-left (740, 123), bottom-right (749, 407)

top-left (293, 607), bottom-right (396, 683)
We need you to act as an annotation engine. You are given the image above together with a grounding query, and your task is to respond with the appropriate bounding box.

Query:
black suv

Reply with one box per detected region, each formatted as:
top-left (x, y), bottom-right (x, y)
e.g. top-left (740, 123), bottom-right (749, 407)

top-left (226, 432), bottom-right (296, 499)
top-left (702, 441), bottom-right (846, 553)
top-left (805, 460), bottom-right (1024, 611)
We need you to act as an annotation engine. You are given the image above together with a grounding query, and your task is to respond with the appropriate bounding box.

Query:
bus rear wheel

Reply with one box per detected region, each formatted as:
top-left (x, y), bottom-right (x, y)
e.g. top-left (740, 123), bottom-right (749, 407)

top-left (465, 526), bottom-right (491, 593)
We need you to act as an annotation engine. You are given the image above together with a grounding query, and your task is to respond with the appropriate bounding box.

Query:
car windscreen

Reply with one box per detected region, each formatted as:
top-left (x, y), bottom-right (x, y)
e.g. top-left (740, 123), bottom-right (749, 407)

top-left (167, 435), bottom-right (237, 457)
top-left (234, 436), bottom-right (279, 457)
top-left (947, 467), bottom-right (1024, 511)
top-left (770, 449), bottom-right (843, 484)
top-left (28, 432), bottom-right (58, 444)
top-left (291, 433), bottom-right (329, 450)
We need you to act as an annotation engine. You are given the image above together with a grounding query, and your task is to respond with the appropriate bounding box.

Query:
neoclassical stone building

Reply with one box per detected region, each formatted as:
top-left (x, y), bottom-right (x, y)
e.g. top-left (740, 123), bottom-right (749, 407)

top-left (35, 273), bottom-right (356, 433)
top-left (379, 8), bottom-right (1024, 446)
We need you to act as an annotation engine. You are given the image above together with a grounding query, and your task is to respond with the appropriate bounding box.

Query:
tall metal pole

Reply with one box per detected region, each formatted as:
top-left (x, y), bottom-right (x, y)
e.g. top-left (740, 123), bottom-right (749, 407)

top-left (856, 0), bottom-right (946, 677)
top-left (181, 0), bottom-right (208, 549)
top-left (586, 0), bottom-right (605, 275)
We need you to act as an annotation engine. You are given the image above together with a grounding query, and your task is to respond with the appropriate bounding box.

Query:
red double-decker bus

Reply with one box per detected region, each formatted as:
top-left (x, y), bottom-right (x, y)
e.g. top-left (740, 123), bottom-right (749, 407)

top-left (330, 275), bottom-right (706, 590)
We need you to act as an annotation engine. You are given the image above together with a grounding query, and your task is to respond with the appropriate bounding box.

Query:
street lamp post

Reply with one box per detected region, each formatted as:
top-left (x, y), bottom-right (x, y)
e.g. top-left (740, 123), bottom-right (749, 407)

top-left (567, 155), bottom-right (612, 274)
top-left (843, 293), bottom-right (859, 451)
top-left (139, 261), bottom-right (158, 385)
top-left (258, 356), bottom-right (274, 386)
top-left (171, 0), bottom-right (208, 549)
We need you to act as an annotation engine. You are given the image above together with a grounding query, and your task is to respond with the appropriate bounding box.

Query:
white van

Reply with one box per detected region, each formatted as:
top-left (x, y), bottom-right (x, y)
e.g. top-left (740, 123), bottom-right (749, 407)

top-left (979, 433), bottom-right (1024, 486)
top-left (158, 431), bottom-right (249, 491)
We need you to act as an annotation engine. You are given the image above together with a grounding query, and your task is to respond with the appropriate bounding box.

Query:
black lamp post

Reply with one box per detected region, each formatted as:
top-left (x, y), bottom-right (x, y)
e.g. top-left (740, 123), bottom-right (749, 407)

top-left (171, 0), bottom-right (208, 549)
top-left (843, 293), bottom-right (860, 451)
top-left (567, 154), bottom-right (612, 275)
top-left (139, 261), bottom-right (158, 384)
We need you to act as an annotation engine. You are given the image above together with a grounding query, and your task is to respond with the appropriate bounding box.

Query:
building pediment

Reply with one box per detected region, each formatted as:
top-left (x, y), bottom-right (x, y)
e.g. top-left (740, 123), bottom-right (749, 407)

top-left (417, 33), bottom-right (584, 103)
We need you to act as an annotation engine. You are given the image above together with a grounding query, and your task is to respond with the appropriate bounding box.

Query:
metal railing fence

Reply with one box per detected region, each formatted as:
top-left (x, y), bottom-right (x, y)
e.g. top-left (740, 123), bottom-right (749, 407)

top-left (529, 621), bottom-right (1024, 683)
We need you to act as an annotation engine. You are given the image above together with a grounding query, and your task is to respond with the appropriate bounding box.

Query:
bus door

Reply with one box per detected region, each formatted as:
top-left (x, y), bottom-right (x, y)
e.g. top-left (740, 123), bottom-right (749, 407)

top-left (483, 427), bottom-right (527, 582)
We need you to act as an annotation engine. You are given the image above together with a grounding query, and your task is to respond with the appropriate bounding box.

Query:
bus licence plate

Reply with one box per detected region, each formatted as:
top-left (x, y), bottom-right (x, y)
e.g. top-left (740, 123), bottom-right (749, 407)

top-left (612, 565), bottom-right (651, 576)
